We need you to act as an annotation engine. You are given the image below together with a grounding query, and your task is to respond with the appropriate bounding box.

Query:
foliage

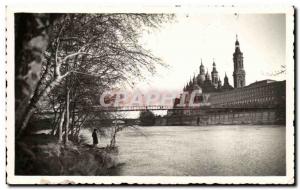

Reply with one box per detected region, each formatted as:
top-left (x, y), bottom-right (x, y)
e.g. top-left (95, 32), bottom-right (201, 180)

top-left (139, 110), bottom-right (156, 126)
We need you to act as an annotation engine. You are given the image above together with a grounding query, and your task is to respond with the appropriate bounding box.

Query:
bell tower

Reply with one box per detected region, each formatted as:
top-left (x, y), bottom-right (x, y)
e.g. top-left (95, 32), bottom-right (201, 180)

top-left (233, 35), bottom-right (245, 88)
top-left (211, 59), bottom-right (219, 88)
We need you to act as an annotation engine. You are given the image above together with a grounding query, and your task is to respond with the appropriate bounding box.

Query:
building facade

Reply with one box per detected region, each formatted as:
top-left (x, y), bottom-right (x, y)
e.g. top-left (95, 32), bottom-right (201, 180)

top-left (209, 79), bottom-right (285, 108)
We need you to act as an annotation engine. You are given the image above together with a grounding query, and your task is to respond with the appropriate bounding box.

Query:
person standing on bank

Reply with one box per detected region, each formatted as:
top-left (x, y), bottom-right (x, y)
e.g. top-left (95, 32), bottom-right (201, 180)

top-left (92, 129), bottom-right (98, 146)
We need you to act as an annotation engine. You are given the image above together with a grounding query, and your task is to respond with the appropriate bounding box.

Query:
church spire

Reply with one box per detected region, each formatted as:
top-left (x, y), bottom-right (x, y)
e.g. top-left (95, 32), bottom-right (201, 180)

top-left (198, 59), bottom-right (205, 83)
top-left (235, 34), bottom-right (240, 49)
top-left (222, 72), bottom-right (234, 91)
top-left (212, 58), bottom-right (217, 71)
top-left (224, 72), bottom-right (229, 85)
top-left (200, 58), bottom-right (205, 74)
top-left (211, 59), bottom-right (218, 88)
top-left (205, 70), bottom-right (211, 81)
top-left (233, 35), bottom-right (245, 88)
top-left (193, 73), bottom-right (197, 83)
top-left (217, 77), bottom-right (222, 89)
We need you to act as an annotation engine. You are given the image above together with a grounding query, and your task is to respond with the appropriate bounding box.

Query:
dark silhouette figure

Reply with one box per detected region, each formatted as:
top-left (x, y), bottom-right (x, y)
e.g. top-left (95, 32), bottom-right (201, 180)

top-left (92, 129), bottom-right (98, 146)
top-left (197, 117), bottom-right (200, 125)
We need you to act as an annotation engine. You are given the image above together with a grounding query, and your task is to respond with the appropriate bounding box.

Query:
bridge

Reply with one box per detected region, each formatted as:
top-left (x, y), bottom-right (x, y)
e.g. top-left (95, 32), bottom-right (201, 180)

top-left (38, 104), bottom-right (278, 115)
top-left (36, 104), bottom-right (284, 126)
top-left (90, 105), bottom-right (173, 112)
top-left (84, 118), bottom-right (140, 125)
top-left (87, 105), bottom-right (276, 112)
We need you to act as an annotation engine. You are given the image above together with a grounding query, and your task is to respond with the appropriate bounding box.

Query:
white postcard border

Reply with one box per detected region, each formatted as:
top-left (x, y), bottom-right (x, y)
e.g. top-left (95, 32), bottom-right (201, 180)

top-left (6, 5), bottom-right (295, 185)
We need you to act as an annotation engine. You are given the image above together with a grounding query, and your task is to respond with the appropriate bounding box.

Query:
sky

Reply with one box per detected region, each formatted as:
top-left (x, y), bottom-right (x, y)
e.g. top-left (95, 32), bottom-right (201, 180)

top-left (135, 13), bottom-right (286, 93)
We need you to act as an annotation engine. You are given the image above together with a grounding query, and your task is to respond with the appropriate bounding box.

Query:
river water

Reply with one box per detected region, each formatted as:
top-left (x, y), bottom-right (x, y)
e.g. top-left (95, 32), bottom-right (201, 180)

top-left (81, 125), bottom-right (286, 176)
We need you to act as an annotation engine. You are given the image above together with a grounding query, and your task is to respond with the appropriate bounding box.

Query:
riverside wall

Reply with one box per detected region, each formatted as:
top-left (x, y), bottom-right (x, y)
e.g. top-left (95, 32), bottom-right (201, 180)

top-left (155, 108), bottom-right (285, 126)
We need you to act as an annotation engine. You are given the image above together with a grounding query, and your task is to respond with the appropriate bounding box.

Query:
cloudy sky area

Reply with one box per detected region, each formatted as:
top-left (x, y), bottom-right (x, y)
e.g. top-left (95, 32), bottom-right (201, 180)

top-left (135, 13), bottom-right (286, 92)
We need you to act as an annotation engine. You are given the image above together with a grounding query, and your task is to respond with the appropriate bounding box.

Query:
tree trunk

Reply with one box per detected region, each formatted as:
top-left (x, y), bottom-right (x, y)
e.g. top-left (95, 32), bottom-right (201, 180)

top-left (51, 117), bottom-right (60, 136)
top-left (58, 109), bottom-right (66, 143)
top-left (50, 109), bottom-right (59, 135)
top-left (64, 88), bottom-right (70, 144)
top-left (110, 127), bottom-right (117, 148)
top-left (15, 14), bottom-right (62, 138)
top-left (17, 75), bottom-right (66, 138)
top-left (16, 106), bottom-right (37, 137)
top-left (70, 103), bottom-right (75, 139)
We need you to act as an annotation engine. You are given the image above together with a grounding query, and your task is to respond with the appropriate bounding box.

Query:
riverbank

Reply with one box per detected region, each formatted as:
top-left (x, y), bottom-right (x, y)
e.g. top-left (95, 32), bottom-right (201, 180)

top-left (15, 134), bottom-right (119, 175)
top-left (15, 125), bottom-right (286, 176)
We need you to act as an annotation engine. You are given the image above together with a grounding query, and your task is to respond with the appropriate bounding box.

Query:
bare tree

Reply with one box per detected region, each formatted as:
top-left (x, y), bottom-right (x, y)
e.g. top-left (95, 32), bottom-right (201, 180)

top-left (270, 65), bottom-right (286, 76)
top-left (16, 13), bottom-right (174, 138)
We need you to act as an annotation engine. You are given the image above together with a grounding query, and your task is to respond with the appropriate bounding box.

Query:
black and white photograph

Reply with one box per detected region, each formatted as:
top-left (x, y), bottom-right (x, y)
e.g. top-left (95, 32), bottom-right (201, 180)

top-left (5, 5), bottom-right (294, 185)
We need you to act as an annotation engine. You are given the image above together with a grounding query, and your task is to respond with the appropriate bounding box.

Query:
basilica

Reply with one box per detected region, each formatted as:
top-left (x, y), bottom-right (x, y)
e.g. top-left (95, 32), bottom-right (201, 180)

top-left (183, 35), bottom-right (245, 93)
top-left (165, 35), bottom-right (286, 125)
top-left (183, 60), bottom-right (233, 93)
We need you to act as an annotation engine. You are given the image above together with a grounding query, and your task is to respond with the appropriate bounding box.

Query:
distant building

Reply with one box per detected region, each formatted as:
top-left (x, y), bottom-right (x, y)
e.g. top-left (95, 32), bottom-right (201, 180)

top-left (183, 37), bottom-right (250, 94)
top-left (176, 35), bottom-right (285, 109)
top-left (209, 79), bottom-right (286, 108)
top-left (166, 36), bottom-right (286, 125)
top-left (183, 58), bottom-right (231, 93)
